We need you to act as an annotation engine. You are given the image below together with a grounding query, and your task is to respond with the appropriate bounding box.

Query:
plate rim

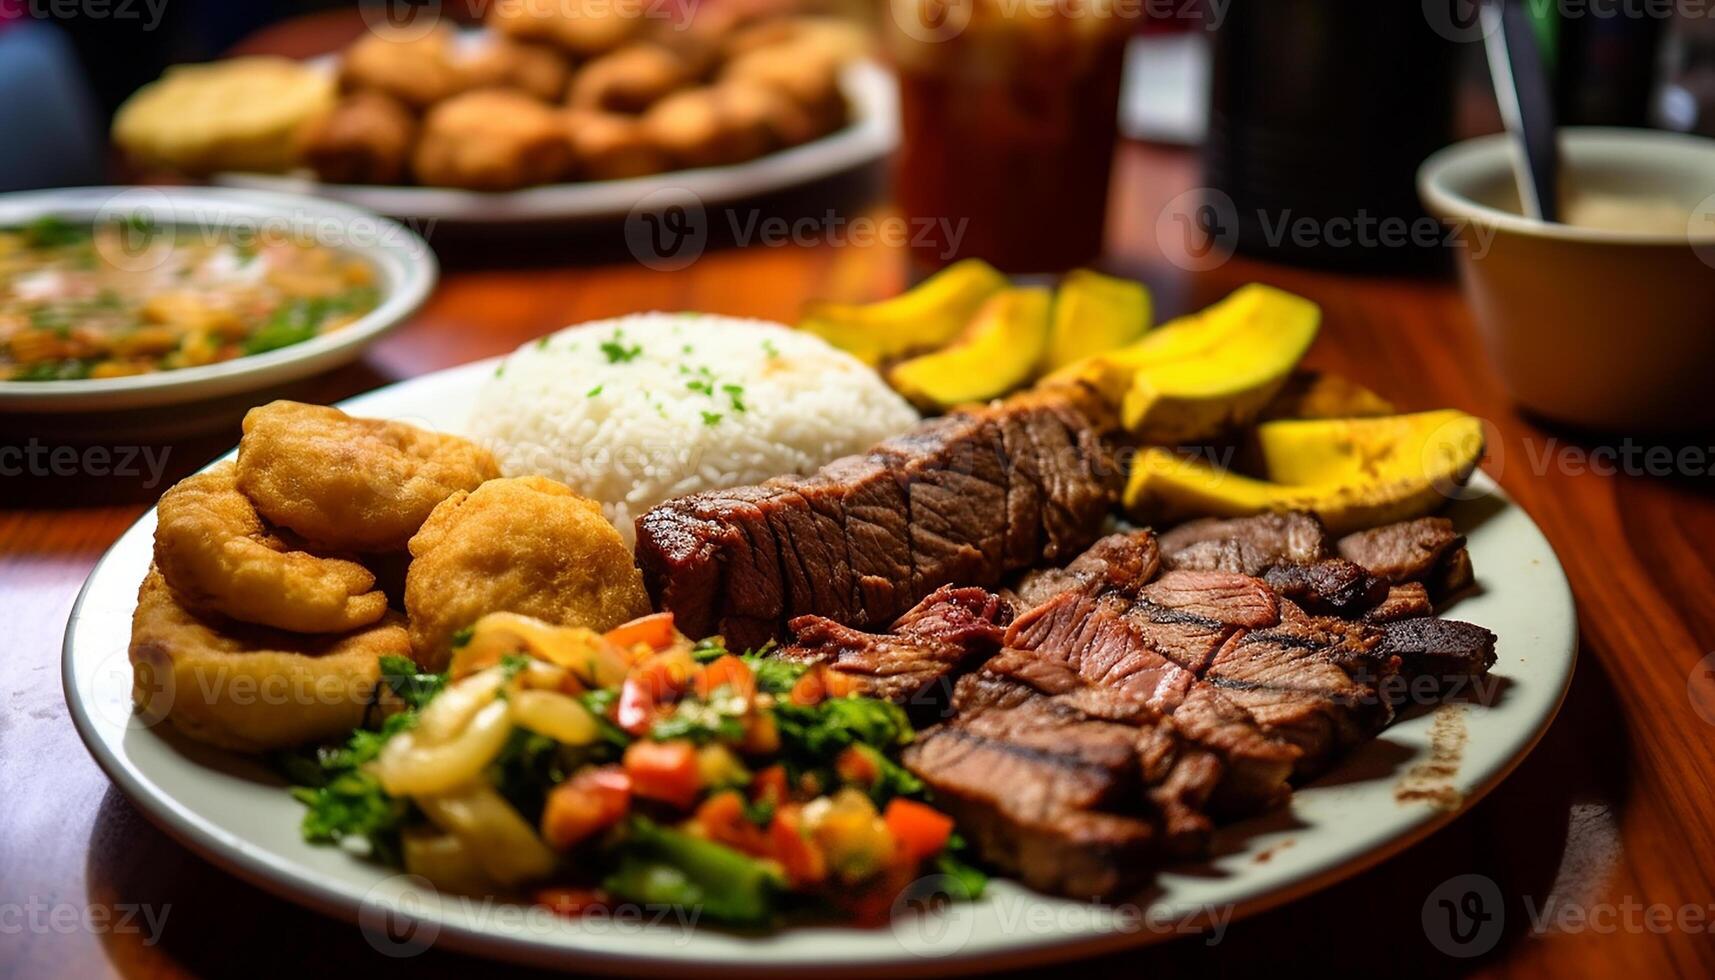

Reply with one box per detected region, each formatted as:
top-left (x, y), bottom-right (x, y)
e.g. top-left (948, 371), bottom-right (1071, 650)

top-left (60, 361), bottom-right (1580, 975)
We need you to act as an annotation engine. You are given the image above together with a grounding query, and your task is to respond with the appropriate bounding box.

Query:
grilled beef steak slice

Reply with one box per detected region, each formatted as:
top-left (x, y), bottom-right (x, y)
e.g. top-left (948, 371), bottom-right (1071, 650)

top-left (1363, 583), bottom-right (1434, 622)
top-left (1014, 530), bottom-right (1160, 609)
top-left (1336, 517), bottom-right (1474, 595)
top-left (1158, 512), bottom-right (1330, 575)
top-left (779, 585), bottom-right (1011, 711)
top-left (635, 393), bottom-right (1117, 644)
top-left (1261, 558), bottom-right (1390, 617)
top-left (1376, 616), bottom-right (1497, 692)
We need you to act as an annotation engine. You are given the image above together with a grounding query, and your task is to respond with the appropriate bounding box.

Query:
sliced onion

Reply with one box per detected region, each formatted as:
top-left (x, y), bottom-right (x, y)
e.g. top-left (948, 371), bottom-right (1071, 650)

top-left (374, 699), bottom-right (512, 796)
top-left (510, 689), bottom-right (599, 746)
top-left (416, 782), bottom-right (558, 886)
top-left (415, 667), bottom-right (505, 743)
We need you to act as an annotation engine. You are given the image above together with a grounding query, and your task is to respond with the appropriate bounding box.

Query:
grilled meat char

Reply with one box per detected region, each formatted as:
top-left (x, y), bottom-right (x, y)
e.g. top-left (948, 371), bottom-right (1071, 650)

top-left (778, 585), bottom-right (1013, 716)
top-left (635, 392), bottom-right (1119, 649)
top-left (1336, 517), bottom-right (1474, 597)
top-left (1158, 513), bottom-right (1387, 617)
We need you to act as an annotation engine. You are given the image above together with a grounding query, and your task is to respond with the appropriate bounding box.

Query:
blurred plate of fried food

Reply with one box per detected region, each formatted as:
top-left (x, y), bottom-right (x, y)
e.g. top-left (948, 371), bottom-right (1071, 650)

top-left (113, 9), bottom-right (897, 224)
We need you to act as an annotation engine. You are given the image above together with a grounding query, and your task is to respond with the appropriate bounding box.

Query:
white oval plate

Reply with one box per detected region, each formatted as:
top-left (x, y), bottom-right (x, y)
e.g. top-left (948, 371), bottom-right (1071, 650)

top-left (0, 187), bottom-right (436, 413)
top-left (215, 62), bottom-right (898, 225)
top-left (62, 360), bottom-right (1577, 975)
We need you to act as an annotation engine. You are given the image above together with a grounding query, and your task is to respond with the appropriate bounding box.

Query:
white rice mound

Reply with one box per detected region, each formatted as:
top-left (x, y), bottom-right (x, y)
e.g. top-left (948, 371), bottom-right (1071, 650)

top-left (469, 313), bottom-right (920, 544)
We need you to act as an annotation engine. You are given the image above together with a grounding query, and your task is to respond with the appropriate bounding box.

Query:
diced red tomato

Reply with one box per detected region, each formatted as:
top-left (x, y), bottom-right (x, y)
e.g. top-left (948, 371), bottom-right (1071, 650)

top-left (835, 745), bottom-right (881, 787)
top-left (883, 798), bottom-right (955, 862)
top-left (750, 764), bottom-right (789, 806)
top-left (602, 612), bottom-right (677, 653)
top-left (615, 649), bottom-right (696, 735)
top-left (768, 804), bottom-right (827, 887)
top-left (624, 739), bottom-right (702, 809)
top-left (694, 790), bottom-right (771, 857)
top-left (541, 766), bottom-right (631, 850)
top-left (535, 887), bottom-right (610, 917)
top-left (694, 654), bottom-right (756, 701)
top-left (834, 856), bottom-right (917, 927)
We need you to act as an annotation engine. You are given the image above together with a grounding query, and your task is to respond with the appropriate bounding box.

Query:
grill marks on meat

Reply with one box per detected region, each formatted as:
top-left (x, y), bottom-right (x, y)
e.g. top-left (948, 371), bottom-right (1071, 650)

top-left (1336, 517), bottom-right (1474, 596)
top-left (1158, 513), bottom-right (1387, 617)
top-left (778, 585), bottom-right (1012, 712)
top-left (1014, 530), bottom-right (1160, 608)
top-left (635, 395), bottom-right (1117, 647)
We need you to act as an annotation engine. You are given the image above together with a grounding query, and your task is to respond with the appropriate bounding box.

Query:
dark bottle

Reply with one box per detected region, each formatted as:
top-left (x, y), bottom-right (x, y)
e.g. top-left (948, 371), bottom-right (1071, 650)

top-left (1204, 0), bottom-right (1462, 272)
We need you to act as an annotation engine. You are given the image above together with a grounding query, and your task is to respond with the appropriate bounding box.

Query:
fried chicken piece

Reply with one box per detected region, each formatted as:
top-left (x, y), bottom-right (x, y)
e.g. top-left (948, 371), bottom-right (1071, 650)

top-left (720, 41), bottom-right (846, 138)
top-left (129, 568), bottom-right (412, 752)
top-left (339, 25), bottom-right (469, 110)
top-left (640, 86), bottom-right (773, 169)
top-left (235, 400), bottom-right (500, 554)
top-left (722, 15), bottom-right (872, 65)
top-left (154, 463), bottom-right (388, 634)
top-left (412, 88), bottom-right (577, 190)
top-left (487, 0), bottom-right (643, 58)
top-left (568, 43), bottom-right (691, 114)
top-left (297, 91), bottom-right (417, 185)
top-left (405, 476), bottom-right (652, 670)
top-left (713, 77), bottom-right (821, 148)
top-left (563, 109), bottom-right (672, 180)
top-left (459, 37), bottom-right (573, 103)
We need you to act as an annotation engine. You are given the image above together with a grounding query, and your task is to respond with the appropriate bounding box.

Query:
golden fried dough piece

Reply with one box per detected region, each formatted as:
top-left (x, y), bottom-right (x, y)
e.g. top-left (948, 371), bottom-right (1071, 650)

top-left (641, 87), bottom-right (773, 169)
top-left (405, 476), bottom-right (652, 670)
top-left (130, 568), bottom-right (411, 752)
top-left (113, 57), bottom-right (336, 175)
top-left (340, 25), bottom-right (469, 110)
top-left (722, 16), bottom-right (872, 65)
top-left (568, 44), bottom-right (691, 114)
top-left (412, 89), bottom-right (576, 190)
top-left (488, 0), bottom-right (642, 58)
top-left (720, 42), bottom-right (846, 137)
top-left (459, 38), bottom-right (572, 103)
top-left (297, 91), bottom-right (417, 185)
top-left (563, 109), bottom-right (672, 180)
top-left (154, 463), bottom-right (388, 634)
top-left (236, 400), bottom-right (500, 554)
top-left (714, 78), bottom-right (821, 148)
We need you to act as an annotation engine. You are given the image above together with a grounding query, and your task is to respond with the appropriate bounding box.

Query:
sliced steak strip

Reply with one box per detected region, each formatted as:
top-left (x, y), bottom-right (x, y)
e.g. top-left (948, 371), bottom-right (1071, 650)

top-left (1261, 558), bottom-right (1389, 617)
top-left (1376, 617), bottom-right (1497, 693)
top-left (636, 394), bottom-right (1117, 645)
top-left (1202, 604), bottom-right (1398, 775)
top-left (1336, 517), bottom-right (1473, 596)
top-left (778, 585), bottom-right (1011, 712)
top-left (1158, 512), bottom-right (1330, 575)
top-left (1139, 570), bottom-right (1280, 630)
top-left (1013, 531), bottom-right (1160, 609)
top-left (1363, 583), bottom-right (1433, 622)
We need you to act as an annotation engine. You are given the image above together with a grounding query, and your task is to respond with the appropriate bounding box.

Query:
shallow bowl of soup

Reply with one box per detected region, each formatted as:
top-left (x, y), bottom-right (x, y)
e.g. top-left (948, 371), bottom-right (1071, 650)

top-left (1419, 128), bottom-right (1715, 433)
top-left (0, 186), bottom-right (435, 414)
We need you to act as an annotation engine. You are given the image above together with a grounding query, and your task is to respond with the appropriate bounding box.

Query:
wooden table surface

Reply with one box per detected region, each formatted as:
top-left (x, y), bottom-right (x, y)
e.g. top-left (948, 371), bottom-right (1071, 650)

top-left (7, 17), bottom-right (1715, 980)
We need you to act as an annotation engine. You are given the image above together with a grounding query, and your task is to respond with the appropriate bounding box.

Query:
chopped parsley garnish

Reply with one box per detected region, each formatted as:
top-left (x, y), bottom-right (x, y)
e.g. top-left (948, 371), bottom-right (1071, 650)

top-left (762, 339), bottom-right (780, 359)
top-left (700, 411), bottom-right (723, 427)
top-left (586, 384), bottom-right (603, 397)
top-left (722, 383), bottom-right (746, 413)
top-left (536, 336), bottom-right (551, 349)
top-left (600, 330), bottom-right (642, 364)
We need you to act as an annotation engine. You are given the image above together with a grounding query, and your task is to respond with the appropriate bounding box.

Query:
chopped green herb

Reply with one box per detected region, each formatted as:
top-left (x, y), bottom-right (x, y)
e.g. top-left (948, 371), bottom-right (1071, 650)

top-left (600, 330), bottom-right (642, 364)
top-left (536, 336), bottom-right (551, 349)
top-left (762, 339), bottom-right (780, 359)
top-left (586, 384), bottom-right (604, 397)
top-left (701, 411), bottom-right (723, 427)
